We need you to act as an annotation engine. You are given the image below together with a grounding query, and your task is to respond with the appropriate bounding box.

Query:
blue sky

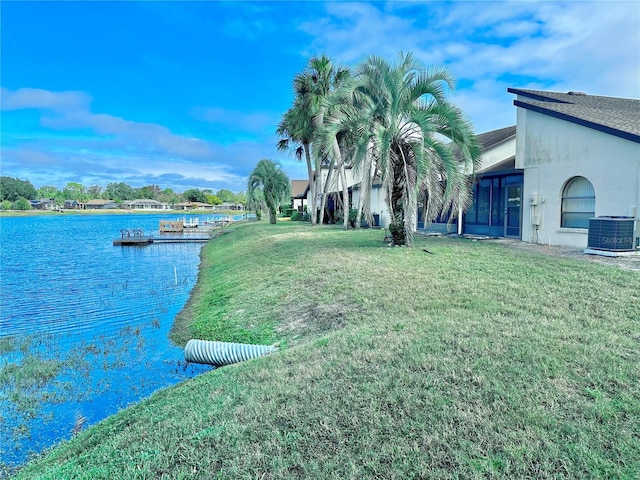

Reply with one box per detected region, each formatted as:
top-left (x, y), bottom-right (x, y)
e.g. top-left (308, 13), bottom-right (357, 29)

top-left (2, 1), bottom-right (639, 194)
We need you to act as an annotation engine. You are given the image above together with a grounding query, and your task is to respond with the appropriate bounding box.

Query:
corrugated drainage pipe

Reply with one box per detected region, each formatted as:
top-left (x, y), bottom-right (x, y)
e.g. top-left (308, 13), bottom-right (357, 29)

top-left (184, 339), bottom-right (277, 366)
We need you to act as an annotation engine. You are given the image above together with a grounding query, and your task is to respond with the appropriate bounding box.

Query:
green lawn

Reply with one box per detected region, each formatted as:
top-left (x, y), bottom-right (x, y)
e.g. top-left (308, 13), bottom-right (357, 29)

top-left (15, 222), bottom-right (640, 479)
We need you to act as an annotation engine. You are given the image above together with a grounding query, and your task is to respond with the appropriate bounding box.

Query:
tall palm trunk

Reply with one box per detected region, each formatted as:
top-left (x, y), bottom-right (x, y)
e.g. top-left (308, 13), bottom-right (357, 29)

top-left (332, 137), bottom-right (350, 230)
top-left (339, 161), bottom-right (349, 229)
top-left (268, 208), bottom-right (277, 224)
top-left (303, 143), bottom-right (317, 225)
top-left (318, 158), bottom-right (334, 225)
top-left (315, 160), bottom-right (324, 225)
top-left (388, 159), bottom-right (407, 245)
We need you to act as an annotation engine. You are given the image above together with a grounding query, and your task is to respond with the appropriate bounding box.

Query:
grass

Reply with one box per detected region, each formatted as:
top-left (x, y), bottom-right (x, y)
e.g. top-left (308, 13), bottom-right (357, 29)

top-left (13, 222), bottom-right (640, 479)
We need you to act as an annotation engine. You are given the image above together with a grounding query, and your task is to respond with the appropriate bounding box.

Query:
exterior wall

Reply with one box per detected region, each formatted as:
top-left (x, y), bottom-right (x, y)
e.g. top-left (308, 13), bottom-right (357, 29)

top-left (319, 166), bottom-right (357, 193)
top-left (292, 198), bottom-right (305, 211)
top-left (479, 137), bottom-right (516, 171)
top-left (351, 185), bottom-right (391, 228)
top-left (516, 107), bottom-right (640, 248)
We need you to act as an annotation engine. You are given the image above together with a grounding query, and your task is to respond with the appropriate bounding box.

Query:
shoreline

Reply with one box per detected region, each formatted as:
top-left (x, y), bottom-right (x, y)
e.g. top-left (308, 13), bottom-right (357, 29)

top-left (0, 209), bottom-right (247, 217)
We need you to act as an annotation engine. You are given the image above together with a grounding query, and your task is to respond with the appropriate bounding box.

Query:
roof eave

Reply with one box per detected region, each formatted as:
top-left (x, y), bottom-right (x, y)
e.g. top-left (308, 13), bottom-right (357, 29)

top-left (507, 88), bottom-right (569, 104)
top-left (513, 99), bottom-right (640, 144)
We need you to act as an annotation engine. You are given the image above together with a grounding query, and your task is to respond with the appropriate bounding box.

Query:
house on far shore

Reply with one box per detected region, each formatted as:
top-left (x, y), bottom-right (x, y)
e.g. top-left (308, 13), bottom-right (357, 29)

top-left (173, 201), bottom-right (215, 211)
top-left (64, 200), bottom-right (82, 210)
top-left (214, 202), bottom-right (243, 211)
top-left (121, 199), bottom-right (169, 210)
top-left (30, 198), bottom-right (57, 210)
top-left (291, 180), bottom-right (309, 212)
top-left (508, 88), bottom-right (640, 250)
top-left (84, 199), bottom-right (118, 210)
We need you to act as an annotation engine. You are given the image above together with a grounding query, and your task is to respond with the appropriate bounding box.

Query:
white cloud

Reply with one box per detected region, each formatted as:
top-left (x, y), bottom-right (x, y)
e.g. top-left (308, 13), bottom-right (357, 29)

top-left (190, 106), bottom-right (279, 134)
top-left (297, 1), bottom-right (640, 134)
top-left (2, 88), bottom-right (214, 159)
top-left (0, 87), bottom-right (91, 111)
top-left (1, 87), bottom-right (263, 190)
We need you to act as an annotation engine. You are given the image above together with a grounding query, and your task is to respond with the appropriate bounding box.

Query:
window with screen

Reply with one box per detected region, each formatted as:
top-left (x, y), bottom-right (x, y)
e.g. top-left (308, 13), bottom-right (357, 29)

top-left (561, 176), bottom-right (595, 228)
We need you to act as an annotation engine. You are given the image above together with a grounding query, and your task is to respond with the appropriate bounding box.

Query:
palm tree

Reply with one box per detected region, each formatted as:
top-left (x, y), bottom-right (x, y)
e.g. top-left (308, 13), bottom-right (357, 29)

top-left (247, 159), bottom-right (290, 224)
top-left (321, 52), bottom-right (481, 246)
top-left (306, 55), bottom-right (351, 228)
top-left (276, 102), bottom-right (317, 225)
top-left (277, 55), bottom-right (351, 227)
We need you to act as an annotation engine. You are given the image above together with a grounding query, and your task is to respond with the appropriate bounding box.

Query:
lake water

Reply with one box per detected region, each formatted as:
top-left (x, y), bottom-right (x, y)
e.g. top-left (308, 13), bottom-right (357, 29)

top-left (0, 213), bottom-right (225, 467)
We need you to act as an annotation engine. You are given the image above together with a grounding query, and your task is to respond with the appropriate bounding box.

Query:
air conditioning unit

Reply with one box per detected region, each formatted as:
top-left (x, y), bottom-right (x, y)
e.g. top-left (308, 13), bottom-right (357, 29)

top-left (587, 217), bottom-right (636, 252)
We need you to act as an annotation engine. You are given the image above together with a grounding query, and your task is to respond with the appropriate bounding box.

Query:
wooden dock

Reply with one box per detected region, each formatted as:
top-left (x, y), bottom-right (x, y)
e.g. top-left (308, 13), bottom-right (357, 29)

top-left (113, 235), bottom-right (213, 246)
top-left (114, 222), bottom-right (222, 246)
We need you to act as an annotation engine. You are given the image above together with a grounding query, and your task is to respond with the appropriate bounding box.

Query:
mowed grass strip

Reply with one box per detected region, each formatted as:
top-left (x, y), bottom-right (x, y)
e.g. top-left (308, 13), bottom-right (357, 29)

top-left (16, 222), bottom-right (640, 479)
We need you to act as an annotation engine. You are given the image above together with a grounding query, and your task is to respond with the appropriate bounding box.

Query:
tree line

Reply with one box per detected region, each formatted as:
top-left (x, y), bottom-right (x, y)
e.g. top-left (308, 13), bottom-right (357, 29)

top-left (274, 52), bottom-right (481, 246)
top-left (0, 176), bottom-right (246, 210)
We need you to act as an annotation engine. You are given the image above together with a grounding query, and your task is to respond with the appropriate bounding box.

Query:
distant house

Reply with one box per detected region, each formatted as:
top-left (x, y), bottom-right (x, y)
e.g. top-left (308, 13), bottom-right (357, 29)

top-left (508, 88), bottom-right (640, 249)
top-left (85, 199), bottom-right (118, 210)
top-left (215, 202), bottom-right (243, 211)
top-left (173, 201), bottom-right (214, 211)
top-left (172, 202), bottom-right (192, 210)
top-left (290, 180), bottom-right (309, 212)
top-left (121, 199), bottom-right (169, 210)
top-left (30, 198), bottom-right (57, 210)
top-left (64, 200), bottom-right (82, 210)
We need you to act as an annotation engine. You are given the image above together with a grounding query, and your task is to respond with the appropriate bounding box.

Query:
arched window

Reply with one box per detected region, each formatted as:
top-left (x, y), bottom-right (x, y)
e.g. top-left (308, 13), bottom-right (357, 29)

top-left (561, 176), bottom-right (595, 228)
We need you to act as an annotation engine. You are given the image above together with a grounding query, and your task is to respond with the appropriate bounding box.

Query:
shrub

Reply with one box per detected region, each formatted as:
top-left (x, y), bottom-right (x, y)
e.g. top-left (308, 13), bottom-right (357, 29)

top-left (12, 197), bottom-right (31, 210)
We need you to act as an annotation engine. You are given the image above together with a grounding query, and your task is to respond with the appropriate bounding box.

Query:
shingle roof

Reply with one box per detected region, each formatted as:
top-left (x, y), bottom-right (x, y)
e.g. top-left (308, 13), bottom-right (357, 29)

top-left (508, 88), bottom-right (640, 143)
top-left (290, 180), bottom-right (309, 198)
top-left (476, 125), bottom-right (516, 150)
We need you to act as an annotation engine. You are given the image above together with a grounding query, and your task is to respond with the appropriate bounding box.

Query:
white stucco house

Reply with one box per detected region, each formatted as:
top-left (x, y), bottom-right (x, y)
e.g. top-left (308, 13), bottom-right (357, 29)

top-left (121, 199), bottom-right (170, 210)
top-left (289, 89), bottom-right (640, 253)
top-left (290, 180), bottom-right (309, 212)
top-left (508, 88), bottom-right (640, 250)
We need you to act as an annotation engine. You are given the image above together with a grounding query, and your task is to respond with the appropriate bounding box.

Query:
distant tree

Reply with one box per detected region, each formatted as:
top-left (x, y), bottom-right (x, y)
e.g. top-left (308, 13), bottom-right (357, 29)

top-left (1, 200), bottom-right (12, 210)
top-left (234, 191), bottom-right (247, 206)
top-left (206, 194), bottom-right (222, 205)
top-left (136, 185), bottom-right (160, 200)
top-left (104, 182), bottom-right (136, 202)
top-left (247, 159), bottom-right (290, 224)
top-left (37, 185), bottom-right (60, 197)
top-left (12, 197), bottom-right (32, 210)
top-left (36, 185), bottom-right (63, 205)
top-left (62, 182), bottom-right (89, 202)
top-left (215, 189), bottom-right (236, 203)
top-left (183, 189), bottom-right (207, 203)
top-left (87, 184), bottom-right (103, 198)
top-left (0, 176), bottom-right (37, 202)
top-left (157, 188), bottom-right (180, 204)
